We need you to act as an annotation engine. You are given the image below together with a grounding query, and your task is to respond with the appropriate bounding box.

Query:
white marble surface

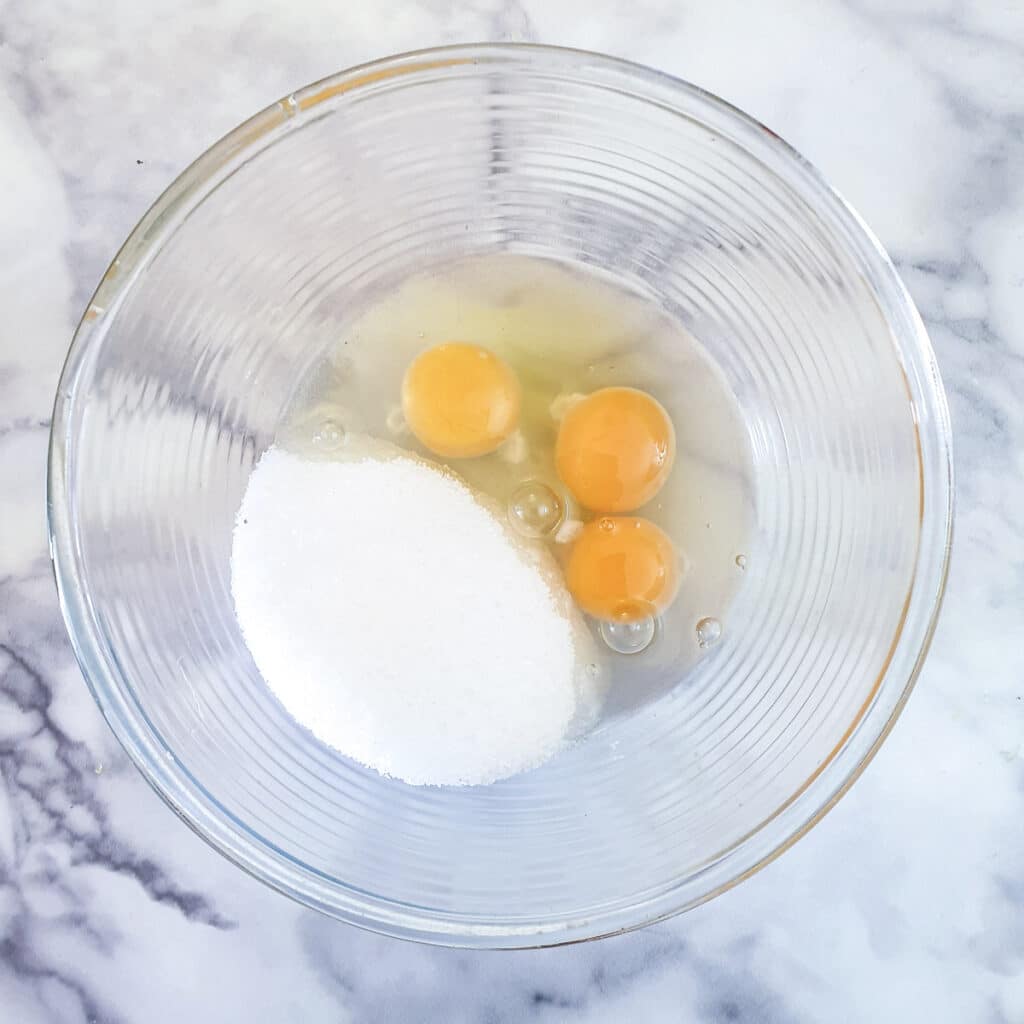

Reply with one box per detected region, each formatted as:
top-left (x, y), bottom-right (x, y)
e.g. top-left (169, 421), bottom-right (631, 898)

top-left (1, 1), bottom-right (1021, 1020)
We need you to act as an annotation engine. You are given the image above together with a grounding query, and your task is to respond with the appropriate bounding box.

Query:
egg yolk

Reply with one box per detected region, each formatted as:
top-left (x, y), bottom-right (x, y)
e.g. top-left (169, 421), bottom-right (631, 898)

top-left (555, 387), bottom-right (674, 512)
top-left (565, 517), bottom-right (679, 622)
top-left (402, 342), bottom-right (521, 458)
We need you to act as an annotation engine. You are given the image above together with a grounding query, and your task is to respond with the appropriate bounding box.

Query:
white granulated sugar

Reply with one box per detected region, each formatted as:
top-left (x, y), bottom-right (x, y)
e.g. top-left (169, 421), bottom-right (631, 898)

top-left (231, 445), bottom-right (585, 786)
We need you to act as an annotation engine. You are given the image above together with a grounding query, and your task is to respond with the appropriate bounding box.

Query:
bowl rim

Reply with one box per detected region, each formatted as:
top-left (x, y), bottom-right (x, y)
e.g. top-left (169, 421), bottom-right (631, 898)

top-left (47, 41), bottom-right (954, 948)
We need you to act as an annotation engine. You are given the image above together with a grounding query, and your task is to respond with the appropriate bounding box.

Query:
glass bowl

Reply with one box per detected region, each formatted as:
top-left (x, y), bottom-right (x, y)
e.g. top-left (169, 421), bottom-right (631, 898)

top-left (47, 44), bottom-right (953, 947)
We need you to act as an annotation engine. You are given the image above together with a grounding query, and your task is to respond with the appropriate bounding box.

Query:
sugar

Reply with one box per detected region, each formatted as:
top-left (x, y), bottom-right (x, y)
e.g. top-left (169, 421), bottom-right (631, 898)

top-left (231, 445), bottom-right (585, 786)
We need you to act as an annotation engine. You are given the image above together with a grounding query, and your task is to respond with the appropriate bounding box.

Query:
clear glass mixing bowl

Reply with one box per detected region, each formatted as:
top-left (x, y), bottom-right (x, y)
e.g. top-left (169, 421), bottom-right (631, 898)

top-left (48, 44), bottom-right (953, 947)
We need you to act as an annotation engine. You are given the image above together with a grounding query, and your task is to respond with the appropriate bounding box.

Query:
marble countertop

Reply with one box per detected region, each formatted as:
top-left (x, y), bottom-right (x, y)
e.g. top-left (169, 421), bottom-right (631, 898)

top-left (1, 1), bottom-right (1021, 1021)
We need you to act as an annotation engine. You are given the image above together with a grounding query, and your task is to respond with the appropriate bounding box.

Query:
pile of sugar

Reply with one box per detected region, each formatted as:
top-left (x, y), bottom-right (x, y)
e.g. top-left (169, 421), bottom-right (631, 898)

top-left (231, 445), bottom-right (585, 786)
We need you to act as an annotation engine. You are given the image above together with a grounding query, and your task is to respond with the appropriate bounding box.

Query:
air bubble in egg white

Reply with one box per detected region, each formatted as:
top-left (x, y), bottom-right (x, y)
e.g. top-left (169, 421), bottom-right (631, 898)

top-left (696, 616), bottom-right (722, 648)
top-left (600, 616), bottom-right (656, 655)
top-left (312, 419), bottom-right (345, 451)
top-left (508, 481), bottom-right (564, 538)
top-left (386, 406), bottom-right (408, 436)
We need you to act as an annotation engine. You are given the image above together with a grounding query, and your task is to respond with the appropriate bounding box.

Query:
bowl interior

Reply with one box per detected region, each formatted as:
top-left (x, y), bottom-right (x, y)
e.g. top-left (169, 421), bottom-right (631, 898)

top-left (50, 46), bottom-right (951, 946)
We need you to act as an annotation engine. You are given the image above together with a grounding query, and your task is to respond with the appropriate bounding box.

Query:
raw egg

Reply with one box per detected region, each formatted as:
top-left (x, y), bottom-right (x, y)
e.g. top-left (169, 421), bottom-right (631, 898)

top-left (402, 342), bottom-right (521, 458)
top-left (555, 387), bottom-right (674, 512)
top-left (565, 516), bottom-right (679, 623)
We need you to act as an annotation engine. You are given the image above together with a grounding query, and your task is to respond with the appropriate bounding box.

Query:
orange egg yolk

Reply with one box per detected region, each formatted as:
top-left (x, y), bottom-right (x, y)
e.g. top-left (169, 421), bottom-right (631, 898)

top-left (565, 517), bottom-right (679, 622)
top-left (555, 387), bottom-right (674, 512)
top-left (402, 342), bottom-right (521, 458)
